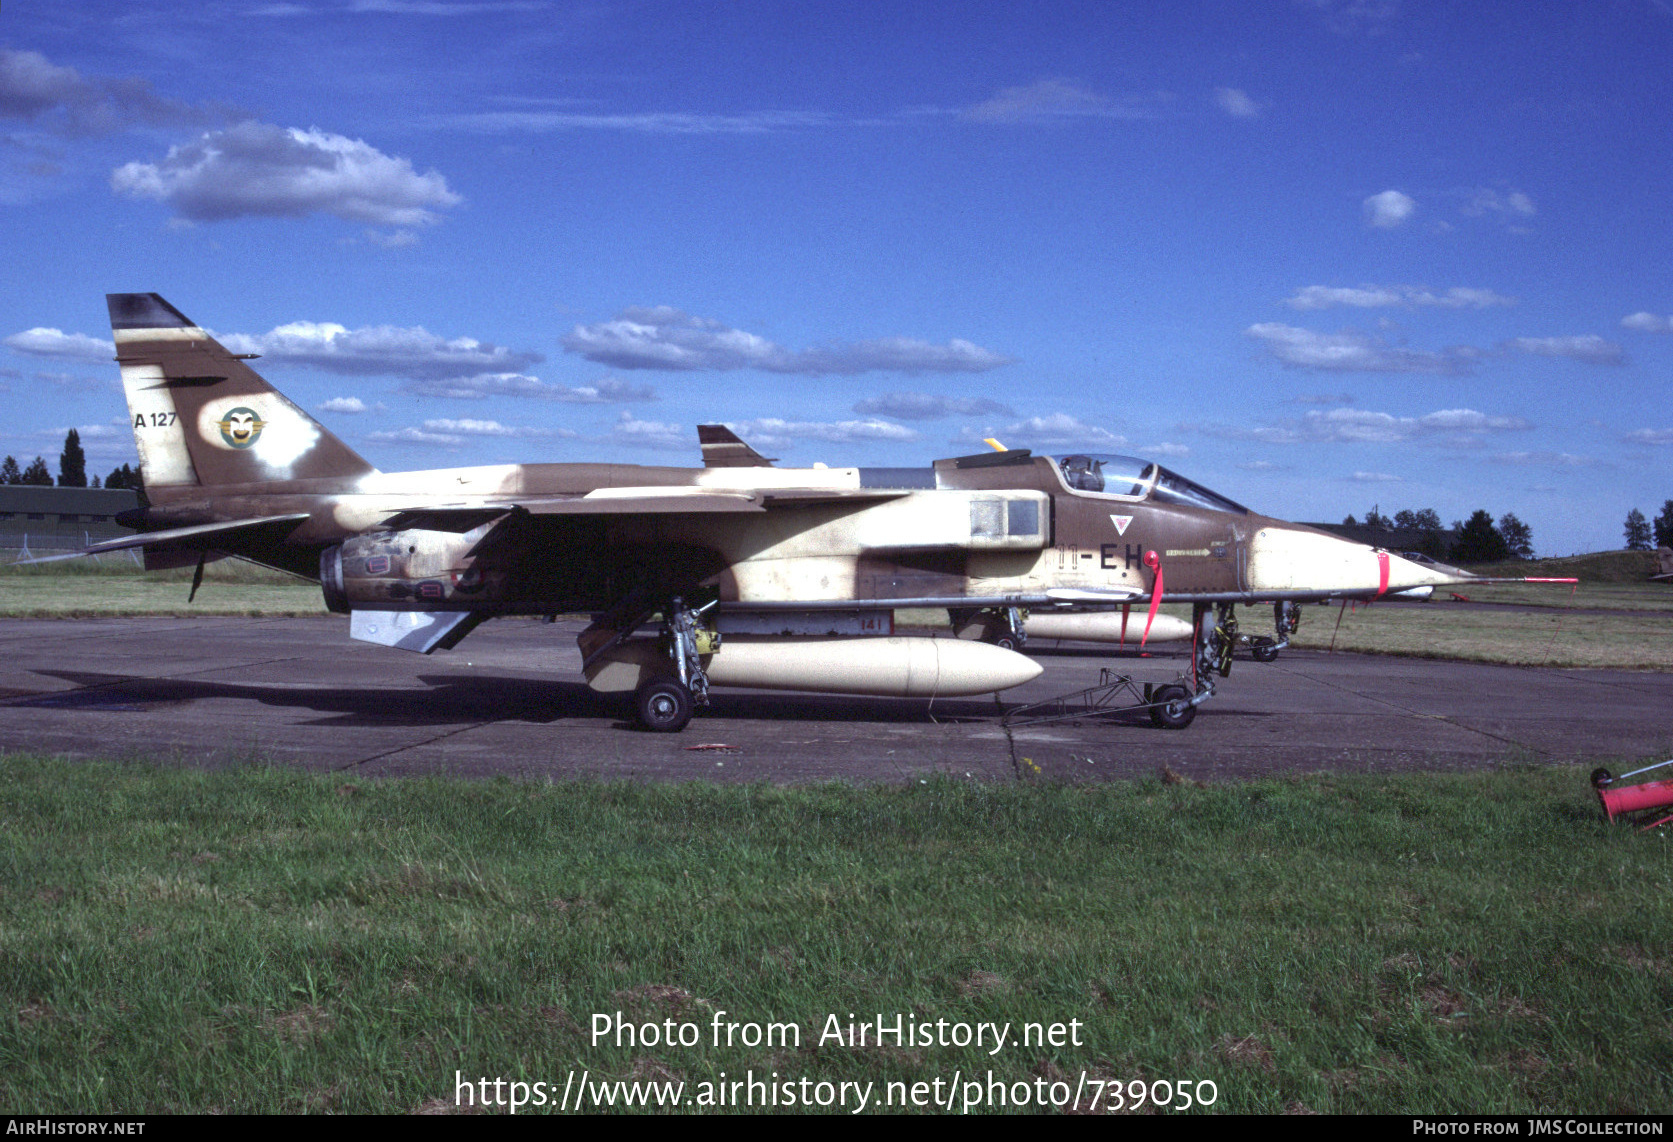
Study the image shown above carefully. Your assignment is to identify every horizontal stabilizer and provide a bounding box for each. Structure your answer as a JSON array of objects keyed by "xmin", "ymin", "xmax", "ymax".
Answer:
[
  {"xmin": 698, "ymin": 424, "xmax": 777, "ymax": 468},
  {"xmin": 62, "ymin": 514, "xmax": 312, "ymax": 557}
]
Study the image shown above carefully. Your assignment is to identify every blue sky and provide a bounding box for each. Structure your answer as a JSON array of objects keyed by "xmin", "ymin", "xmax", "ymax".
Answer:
[{"xmin": 3, "ymin": 0, "xmax": 1670, "ymax": 555}]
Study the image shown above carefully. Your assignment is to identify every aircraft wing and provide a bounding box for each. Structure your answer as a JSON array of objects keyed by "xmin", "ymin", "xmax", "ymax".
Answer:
[
  {"xmin": 383, "ymin": 487, "xmax": 911, "ymax": 531},
  {"xmin": 758, "ymin": 489, "xmax": 914, "ymax": 506}
]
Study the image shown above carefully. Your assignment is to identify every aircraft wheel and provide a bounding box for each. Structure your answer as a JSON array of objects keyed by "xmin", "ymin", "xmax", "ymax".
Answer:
[
  {"xmin": 1148, "ymin": 684, "xmax": 1196, "ymax": 730},
  {"xmin": 991, "ymin": 633, "xmax": 1019, "ymax": 651},
  {"xmin": 1251, "ymin": 643, "xmax": 1281, "ymax": 663},
  {"xmin": 635, "ymin": 679, "xmax": 693, "ymax": 733}
]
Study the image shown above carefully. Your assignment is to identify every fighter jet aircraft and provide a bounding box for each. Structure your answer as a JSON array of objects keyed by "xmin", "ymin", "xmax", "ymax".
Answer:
[{"xmin": 76, "ymin": 293, "xmax": 1544, "ymax": 731}]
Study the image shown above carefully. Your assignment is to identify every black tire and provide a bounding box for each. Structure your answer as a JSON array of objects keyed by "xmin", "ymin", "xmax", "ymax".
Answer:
[
  {"xmin": 1148, "ymin": 683, "xmax": 1196, "ymax": 730},
  {"xmin": 635, "ymin": 679, "xmax": 693, "ymax": 733},
  {"xmin": 992, "ymin": 633, "xmax": 1019, "ymax": 651},
  {"xmin": 1251, "ymin": 643, "xmax": 1280, "ymax": 663}
]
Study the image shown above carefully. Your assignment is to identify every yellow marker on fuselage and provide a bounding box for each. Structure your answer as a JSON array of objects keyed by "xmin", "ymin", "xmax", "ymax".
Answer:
[{"xmin": 983, "ymin": 437, "xmax": 1007, "ymax": 452}]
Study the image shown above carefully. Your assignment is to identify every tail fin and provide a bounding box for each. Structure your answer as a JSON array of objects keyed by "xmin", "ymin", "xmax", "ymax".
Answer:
[
  {"xmin": 697, "ymin": 423, "xmax": 777, "ymax": 468},
  {"xmin": 109, "ymin": 293, "xmax": 376, "ymax": 490}
]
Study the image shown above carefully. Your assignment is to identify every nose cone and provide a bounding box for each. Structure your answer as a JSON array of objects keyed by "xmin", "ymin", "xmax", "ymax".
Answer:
[{"xmin": 1246, "ymin": 526, "xmax": 1466, "ymax": 595}]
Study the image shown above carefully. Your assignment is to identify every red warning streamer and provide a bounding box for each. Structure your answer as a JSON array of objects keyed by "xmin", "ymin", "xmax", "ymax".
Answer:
[
  {"xmin": 1374, "ymin": 549, "xmax": 1390, "ymax": 600},
  {"xmin": 1140, "ymin": 549, "xmax": 1164, "ymax": 648}
]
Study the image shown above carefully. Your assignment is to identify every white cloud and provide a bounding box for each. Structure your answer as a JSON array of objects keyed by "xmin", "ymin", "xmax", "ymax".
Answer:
[
  {"xmin": 0, "ymin": 47, "xmax": 228, "ymax": 135},
  {"xmin": 1214, "ymin": 87, "xmax": 1261, "ymax": 118},
  {"xmin": 246, "ymin": 0, "xmax": 543, "ymax": 11},
  {"xmin": 1363, "ymin": 189, "xmax": 1416, "ymax": 228},
  {"xmin": 401, "ymin": 372, "xmax": 656, "ymax": 402},
  {"xmin": 724, "ymin": 418, "xmax": 919, "ymax": 449},
  {"xmin": 4, "ymin": 327, "xmax": 116, "ymax": 362},
  {"xmin": 220, "ymin": 321, "xmax": 541, "ymax": 380},
  {"xmin": 961, "ymin": 78, "xmax": 1167, "ymax": 124},
  {"xmin": 959, "ymin": 413, "xmax": 1126, "ymax": 451},
  {"xmin": 348, "ymin": 0, "xmax": 547, "ymax": 12},
  {"xmin": 0, "ymin": 48, "xmax": 94, "ymax": 123},
  {"xmin": 1489, "ymin": 451, "xmax": 1593, "ymax": 467},
  {"xmin": 1300, "ymin": 0, "xmax": 1401, "ymax": 35},
  {"xmin": 1283, "ymin": 284, "xmax": 1515, "ymax": 310},
  {"xmin": 420, "ymin": 418, "xmax": 570, "ymax": 438},
  {"xmin": 364, "ymin": 228, "xmax": 419, "ymax": 248},
  {"xmin": 1246, "ymin": 323, "xmax": 1471, "ymax": 374},
  {"xmin": 1463, "ymin": 188, "xmax": 1537, "ymax": 219},
  {"xmin": 850, "ymin": 392, "xmax": 1015, "ymax": 420},
  {"xmin": 1285, "ymin": 393, "xmax": 1355, "ymax": 406},
  {"xmin": 1621, "ymin": 312, "xmax": 1673, "ymax": 333},
  {"xmin": 1351, "ymin": 471, "xmax": 1401, "ymax": 482},
  {"xmin": 27, "ymin": 423, "xmax": 131, "ymax": 459},
  {"xmin": 365, "ymin": 426, "xmax": 464, "ymax": 447},
  {"xmin": 1197, "ymin": 406, "xmax": 1530, "ymax": 446},
  {"xmin": 1624, "ymin": 428, "xmax": 1673, "ymax": 446},
  {"xmin": 563, "ymin": 307, "xmax": 1013, "ymax": 375},
  {"xmin": 432, "ymin": 108, "xmax": 838, "ymax": 135},
  {"xmin": 1236, "ymin": 460, "xmax": 1283, "ymax": 471},
  {"xmin": 32, "ymin": 370, "xmax": 111, "ymax": 392},
  {"xmin": 1416, "ymin": 408, "xmax": 1529, "ymax": 432},
  {"xmin": 112, "ymin": 122, "xmax": 461, "ymax": 226},
  {"xmin": 608, "ymin": 411, "xmax": 692, "ymax": 451},
  {"xmin": 317, "ymin": 396, "xmax": 369, "ymax": 413},
  {"xmin": 1503, "ymin": 335, "xmax": 1624, "ymax": 365},
  {"xmin": 1143, "ymin": 442, "xmax": 1190, "ymax": 458}
]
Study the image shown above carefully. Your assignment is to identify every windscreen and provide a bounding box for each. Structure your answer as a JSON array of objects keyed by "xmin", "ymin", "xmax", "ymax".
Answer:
[{"xmin": 1054, "ymin": 454, "xmax": 1247, "ymax": 513}]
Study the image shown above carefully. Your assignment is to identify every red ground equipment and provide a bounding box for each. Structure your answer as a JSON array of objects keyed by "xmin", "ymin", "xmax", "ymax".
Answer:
[{"xmin": 1592, "ymin": 759, "xmax": 1673, "ymax": 830}]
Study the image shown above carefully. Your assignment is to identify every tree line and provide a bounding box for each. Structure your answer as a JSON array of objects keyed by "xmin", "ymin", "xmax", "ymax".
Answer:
[
  {"xmin": 1, "ymin": 430, "xmax": 145, "ymax": 495},
  {"xmin": 1342, "ymin": 504, "xmax": 1533, "ymax": 563},
  {"xmin": 1623, "ymin": 504, "xmax": 1673, "ymax": 550}
]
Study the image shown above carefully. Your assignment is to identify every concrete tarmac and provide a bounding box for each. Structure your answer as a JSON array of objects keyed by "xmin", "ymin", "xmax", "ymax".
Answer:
[{"xmin": 2, "ymin": 616, "xmax": 1669, "ymax": 784}]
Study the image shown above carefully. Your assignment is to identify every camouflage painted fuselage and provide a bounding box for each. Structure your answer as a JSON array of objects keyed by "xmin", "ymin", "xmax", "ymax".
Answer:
[{"xmin": 106, "ymin": 291, "xmax": 1473, "ymax": 617}]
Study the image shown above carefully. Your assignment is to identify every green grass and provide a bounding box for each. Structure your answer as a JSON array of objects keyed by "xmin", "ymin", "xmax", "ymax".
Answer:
[
  {"xmin": 3, "ymin": 755, "xmax": 1670, "ymax": 1114},
  {"xmin": 1467, "ymin": 550, "xmax": 1663, "ymax": 585},
  {"xmin": 1290, "ymin": 602, "xmax": 1673, "ymax": 670},
  {"xmin": 1, "ymin": 550, "xmax": 327, "ymax": 617},
  {"xmin": 1452, "ymin": 551, "xmax": 1673, "ymax": 612}
]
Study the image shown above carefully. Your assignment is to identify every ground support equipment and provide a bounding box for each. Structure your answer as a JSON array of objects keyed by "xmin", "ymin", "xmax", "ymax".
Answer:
[{"xmin": 1002, "ymin": 667, "xmax": 1212, "ymax": 731}]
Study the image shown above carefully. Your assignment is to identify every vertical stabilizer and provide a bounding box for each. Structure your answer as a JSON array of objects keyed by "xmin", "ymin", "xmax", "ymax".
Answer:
[
  {"xmin": 109, "ymin": 293, "xmax": 377, "ymax": 489},
  {"xmin": 697, "ymin": 423, "xmax": 777, "ymax": 468}
]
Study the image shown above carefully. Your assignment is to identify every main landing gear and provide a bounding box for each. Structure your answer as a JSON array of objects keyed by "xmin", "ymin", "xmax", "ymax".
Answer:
[
  {"xmin": 951, "ymin": 605, "xmax": 1027, "ymax": 650},
  {"xmin": 630, "ymin": 596, "xmax": 717, "ymax": 733}
]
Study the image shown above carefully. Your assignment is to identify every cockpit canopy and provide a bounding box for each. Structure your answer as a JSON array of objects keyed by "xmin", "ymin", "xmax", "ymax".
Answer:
[{"xmin": 1054, "ymin": 453, "xmax": 1248, "ymax": 514}]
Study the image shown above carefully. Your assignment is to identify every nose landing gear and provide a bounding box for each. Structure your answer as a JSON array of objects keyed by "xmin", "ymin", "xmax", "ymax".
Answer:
[{"xmin": 1232, "ymin": 601, "xmax": 1300, "ymax": 663}]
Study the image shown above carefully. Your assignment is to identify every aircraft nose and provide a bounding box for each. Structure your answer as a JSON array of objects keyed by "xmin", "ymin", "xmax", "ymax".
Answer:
[{"xmin": 1245, "ymin": 526, "xmax": 1462, "ymax": 595}]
